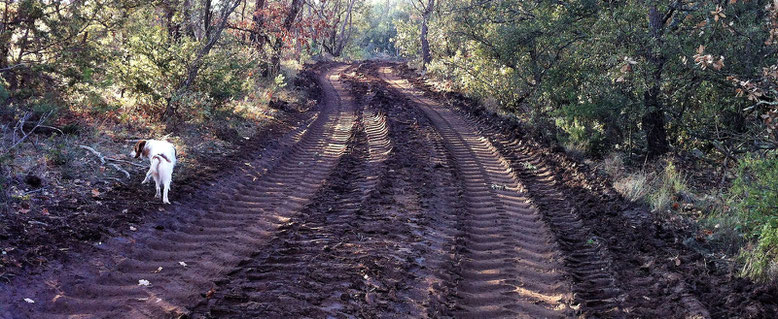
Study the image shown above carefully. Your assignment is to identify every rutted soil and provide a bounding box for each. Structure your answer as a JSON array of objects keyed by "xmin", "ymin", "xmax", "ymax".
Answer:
[
  {"xmin": 380, "ymin": 61, "xmax": 778, "ymax": 318},
  {"xmin": 1, "ymin": 62, "xmax": 776, "ymax": 319}
]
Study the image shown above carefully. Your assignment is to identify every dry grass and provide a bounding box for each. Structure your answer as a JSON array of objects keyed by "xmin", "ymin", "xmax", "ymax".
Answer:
[{"xmin": 601, "ymin": 153, "xmax": 688, "ymax": 212}]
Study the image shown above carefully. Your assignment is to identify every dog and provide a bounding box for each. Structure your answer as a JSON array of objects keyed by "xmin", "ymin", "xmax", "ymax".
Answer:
[{"xmin": 131, "ymin": 139, "xmax": 177, "ymax": 204}]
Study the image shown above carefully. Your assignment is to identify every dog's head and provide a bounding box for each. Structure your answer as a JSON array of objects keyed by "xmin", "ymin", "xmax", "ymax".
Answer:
[{"xmin": 131, "ymin": 140, "xmax": 147, "ymax": 159}]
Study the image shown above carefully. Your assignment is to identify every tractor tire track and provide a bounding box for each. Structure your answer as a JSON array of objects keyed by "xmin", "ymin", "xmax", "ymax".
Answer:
[
  {"xmin": 379, "ymin": 66, "xmax": 575, "ymax": 318},
  {"xmin": 0, "ymin": 64, "xmax": 356, "ymax": 319},
  {"xmin": 189, "ymin": 68, "xmax": 393, "ymax": 318},
  {"xmin": 384, "ymin": 61, "xmax": 713, "ymax": 318}
]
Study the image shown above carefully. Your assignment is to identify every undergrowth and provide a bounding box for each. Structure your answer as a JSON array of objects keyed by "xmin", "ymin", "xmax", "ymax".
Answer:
[{"xmin": 728, "ymin": 154, "xmax": 778, "ymax": 283}]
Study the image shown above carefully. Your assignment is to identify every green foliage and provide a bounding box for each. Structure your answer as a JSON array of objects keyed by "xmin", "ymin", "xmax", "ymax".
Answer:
[
  {"xmin": 358, "ymin": 2, "xmax": 407, "ymax": 56},
  {"xmin": 730, "ymin": 154, "xmax": 778, "ymax": 282},
  {"xmin": 0, "ymin": 82, "xmax": 9, "ymax": 103}
]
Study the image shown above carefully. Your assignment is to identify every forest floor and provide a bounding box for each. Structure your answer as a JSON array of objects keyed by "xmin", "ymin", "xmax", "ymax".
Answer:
[{"xmin": 0, "ymin": 62, "xmax": 776, "ymax": 318}]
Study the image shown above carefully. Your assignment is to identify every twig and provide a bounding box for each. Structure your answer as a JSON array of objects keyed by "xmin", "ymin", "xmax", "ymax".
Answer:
[
  {"xmin": 108, "ymin": 163, "xmax": 130, "ymax": 178},
  {"xmin": 105, "ymin": 157, "xmax": 146, "ymax": 168},
  {"xmin": 39, "ymin": 125, "xmax": 63, "ymax": 135},
  {"xmin": 78, "ymin": 145, "xmax": 106, "ymax": 164},
  {"xmin": 27, "ymin": 220, "xmax": 49, "ymax": 227},
  {"xmin": 103, "ymin": 176, "xmax": 127, "ymax": 185},
  {"xmin": 2, "ymin": 111, "xmax": 52, "ymax": 155},
  {"xmin": 21, "ymin": 188, "xmax": 45, "ymax": 196},
  {"xmin": 79, "ymin": 145, "xmax": 134, "ymax": 179}
]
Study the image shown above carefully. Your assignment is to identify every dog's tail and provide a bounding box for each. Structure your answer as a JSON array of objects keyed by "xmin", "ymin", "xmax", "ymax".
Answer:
[
  {"xmin": 154, "ymin": 153, "xmax": 172, "ymax": 163},
  {"xmin": 151, "ymin": 154, "xmax": 169, "ymax": 176}
]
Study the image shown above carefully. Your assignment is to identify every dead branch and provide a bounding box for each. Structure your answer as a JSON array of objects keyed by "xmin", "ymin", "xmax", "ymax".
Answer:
[
  {"xmin": 79, "ymin": 145, "xmax": 135, "ymax": 178},
  {"xmin": 105, "ymin": 157, "xmax": 146, "ymax": 168},
  {"xmin": 108, "ymin": 163, "xmax": 131, "ymax": 178},
  {"xmin": 78, "ymin": 145, "xmax": 106, "ymax": 164},
  {"xmin": 2, "ymin": 111, "xmax": 52, "ymax": 155}
]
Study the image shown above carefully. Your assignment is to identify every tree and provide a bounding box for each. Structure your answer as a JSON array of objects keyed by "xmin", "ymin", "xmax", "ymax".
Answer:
[
  {"xmin": 409, "ymin": 0, "xmax": 434, "ymax": 69},
  {"xmin": 164, "ymin": 0, "xmax": 243, "ymax": 119}
]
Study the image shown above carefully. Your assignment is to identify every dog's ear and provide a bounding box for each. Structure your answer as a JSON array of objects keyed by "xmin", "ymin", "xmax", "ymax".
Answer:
[{"xmin": 134, "ymin": 140, "xmax": 146, "ymax": 158}]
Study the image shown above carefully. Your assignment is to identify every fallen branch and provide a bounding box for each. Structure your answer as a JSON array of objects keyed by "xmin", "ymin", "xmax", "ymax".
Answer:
[
  {"xmin": 105, "ymin": 157, "xmax": 146, "ymax": 168},
  {"xmin": 79, "ymin": 145, "xmax": 135, "ymax": 179},
  {"xmin": 108, "ymin": 163, "xmax": 131, "ymax": 178},
  {"xmin": 78, "ymin": 145, "xmax": 106, "ymax": 164}
]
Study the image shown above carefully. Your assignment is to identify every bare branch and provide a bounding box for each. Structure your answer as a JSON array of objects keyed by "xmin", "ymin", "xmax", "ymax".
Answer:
[{"xmin": 2, "ymin": 112, "xmax": 52, "ymax": 155}]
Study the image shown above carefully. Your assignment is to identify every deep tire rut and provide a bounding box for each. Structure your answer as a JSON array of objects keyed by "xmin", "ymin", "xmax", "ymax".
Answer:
[{"xmin": 379, "ymin": 67, "xmax": 574, "ymax": 318}]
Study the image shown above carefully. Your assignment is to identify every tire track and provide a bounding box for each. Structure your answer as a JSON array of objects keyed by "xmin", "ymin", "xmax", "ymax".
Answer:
[
  {"xmin": 478, "ymin": 121, "xmax": 708, "ymax": 317},
  {"xmin": 378, "ymin": 66, "xmax": 574, "ymax": 318},
  {"xmin": 0, "ymin": 65, "xmax": 356, "ymax": 319},
  {"xmin": 385, "ymin": 62, "xmax": 711, "ymax": 318},
  {"xmin": 189, "ymin": 68, "xmax": 392, "ymax": 318}
]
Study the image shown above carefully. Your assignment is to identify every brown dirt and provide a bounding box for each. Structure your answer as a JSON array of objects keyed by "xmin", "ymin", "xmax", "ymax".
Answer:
[
  {"xmin": 0, "ymin": 68, "xmax": 320, "ymax": 284},
  {"xmin": 385, "ymin": 61, "xmax": 778, "ymax": 318},
  {"xmin": 1, "ymin": 61, "xmax": 775, "ymax": 319}
]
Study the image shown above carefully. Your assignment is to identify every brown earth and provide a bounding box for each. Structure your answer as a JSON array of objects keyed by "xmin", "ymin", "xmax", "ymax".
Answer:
[{"xmin": 0, "ymin": 62, "xmax": 775, "ymax": 319}]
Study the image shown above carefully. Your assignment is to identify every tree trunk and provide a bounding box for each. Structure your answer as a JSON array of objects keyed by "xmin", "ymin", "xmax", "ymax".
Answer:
[
  {"xmin": 251, "ymin": 0, "xmax": 266, "ymax": 48},
  {"xmin": 642, "ymin": 85, "xmax": 669, "ymax": 157},
  {"xmin": 162, "ymin": 0, "xmax": 180, "ymax": 40},
  {"xmin": 420, "ymin": 18, "xmax": 430, "ymax": 66},
  {"xmin": 203, "ymin": 0, "xmax": 212, "ymax": 39},
  {"xmin": 642, "ymin": 4, "xmax": 669, "ymax": 157},
  {"xmin": 270, "ymin": 0, "xmax": 304, "ymax": 75},
  {"xmin": 419, "ymin": 0, "xmax": 434, "ymax": 69}
]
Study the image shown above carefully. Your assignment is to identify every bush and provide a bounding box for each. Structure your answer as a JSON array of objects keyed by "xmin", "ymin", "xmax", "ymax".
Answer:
[
  {"xmin": 729, "ymin": 154, "xmax": 778, "ymax": 282},
  {"xmin": 0, "ymin": 82, "xmax": 9, "ymax": 103}
]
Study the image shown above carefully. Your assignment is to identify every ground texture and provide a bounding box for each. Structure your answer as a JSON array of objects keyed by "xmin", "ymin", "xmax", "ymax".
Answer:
[{"xmin": 0, "ymin": 62, "xmax": 776, "ymax": 319}]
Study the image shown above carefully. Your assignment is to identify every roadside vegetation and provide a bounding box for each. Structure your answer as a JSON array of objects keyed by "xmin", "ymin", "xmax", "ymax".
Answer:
[
  {"xmin": 390, "ymin": 0, "xmax": 778, "ymax": 283},
  {"xmin": 1, "ymin": 0, "xmax": 776, "ymax": 285}
]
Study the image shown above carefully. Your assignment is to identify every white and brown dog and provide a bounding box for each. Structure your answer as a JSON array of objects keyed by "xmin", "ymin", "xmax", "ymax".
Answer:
[{"xmin": 131, "ymin": 139, "xmax": 177, "ymax": 204}]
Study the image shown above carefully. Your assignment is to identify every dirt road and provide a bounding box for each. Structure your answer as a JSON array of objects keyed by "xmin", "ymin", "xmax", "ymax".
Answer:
[{"xmin": 1, "ymin": 63, "xmax": 775, "ymax": 318}]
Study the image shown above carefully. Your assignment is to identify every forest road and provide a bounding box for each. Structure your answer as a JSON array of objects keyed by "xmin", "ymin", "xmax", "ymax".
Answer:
[{"xmin": 0, "ymin": 63, "xmax": 717, "ymax": 318}]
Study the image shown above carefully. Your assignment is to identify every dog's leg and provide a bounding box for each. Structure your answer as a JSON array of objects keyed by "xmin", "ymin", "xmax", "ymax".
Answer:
[
  {"xmin": 142, "ymin": 169, "xmax": 152, "ymax": 184},
  {"xmin": 154, "ymin": 176, "xmax": 161, "ymax": 199},
  {"xmin": 162, "ymin": 181, "xmax": 170, "ymax": 204}
]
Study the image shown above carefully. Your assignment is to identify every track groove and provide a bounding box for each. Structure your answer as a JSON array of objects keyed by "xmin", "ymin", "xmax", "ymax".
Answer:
[
  {"xmin": 378, "ymin": 66, "xmax": 574, "ymax": 318},
  {"xmin": 190, "ymin": 67, "xmax": 390, "ymax": 318}
]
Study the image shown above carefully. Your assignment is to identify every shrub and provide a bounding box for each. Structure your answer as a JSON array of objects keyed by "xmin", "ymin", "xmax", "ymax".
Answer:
[
  {"xmin": 0, "ymin": 82, "xmax": 9, "ymax": 103},
  {"xmin": 729, "ymin": 154, "xmax": 778, "ymax": 282}
]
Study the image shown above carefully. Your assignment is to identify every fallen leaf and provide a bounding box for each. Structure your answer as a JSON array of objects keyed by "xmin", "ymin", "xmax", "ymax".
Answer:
[{"xmin": 91, "ymin": 189, "xmax": 100, "ymax": 197}]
